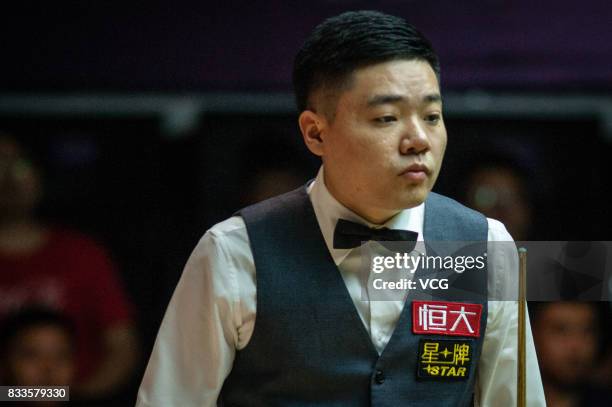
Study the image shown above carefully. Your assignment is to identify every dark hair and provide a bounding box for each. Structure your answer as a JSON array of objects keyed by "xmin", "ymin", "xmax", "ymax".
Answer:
[
  {"xmin": 293, "ymin": 10, "xmax": 440, "ymax": 114},
  {"xmin": 0, "ymin": 307, "xmax": 75, "ymax": 354}
]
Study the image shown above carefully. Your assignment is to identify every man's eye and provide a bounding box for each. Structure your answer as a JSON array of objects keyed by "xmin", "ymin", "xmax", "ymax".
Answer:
[
  {"xmin": 424, "ymin": 113, "xmax": 441, "ymax": 124},
  {"xmin": 374, "ymin": 116, "xmax": 397, "ymax": 123}
]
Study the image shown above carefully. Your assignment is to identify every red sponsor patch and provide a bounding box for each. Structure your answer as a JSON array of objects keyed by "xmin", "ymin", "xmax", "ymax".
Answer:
[{"xmin": 412, "ymin": 300, "xmax": 483, "ymax": 338}]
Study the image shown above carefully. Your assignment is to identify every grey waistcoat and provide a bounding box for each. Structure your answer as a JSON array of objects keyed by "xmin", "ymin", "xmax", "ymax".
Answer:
[{"xmin": 220, "ymin": 186, "xmax": 488, "ymax": 406}]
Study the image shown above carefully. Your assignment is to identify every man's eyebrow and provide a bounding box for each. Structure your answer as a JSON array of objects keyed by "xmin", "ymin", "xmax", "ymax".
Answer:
[
  {"xmin": 366, "ymin": 94, "xmax": 404, "ymax": 107},
  {"xmin": 366, "ymin": 93, "xmax": 443, "ymax": 107},
  {"xmin": 423, "ymin": 93, "xmax": 443, "ymax": 104}
]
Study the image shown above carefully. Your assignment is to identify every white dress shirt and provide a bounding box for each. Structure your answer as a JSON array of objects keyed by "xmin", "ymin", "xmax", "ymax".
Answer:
[{"xmin": 137, "ymin": 167, "xmax": 545, "ymax": 407}]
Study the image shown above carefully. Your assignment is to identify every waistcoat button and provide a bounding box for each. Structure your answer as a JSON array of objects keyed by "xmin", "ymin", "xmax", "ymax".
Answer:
[{"xmin": 374, "ymin": 370, "xmax": 385, "ymax": 384}]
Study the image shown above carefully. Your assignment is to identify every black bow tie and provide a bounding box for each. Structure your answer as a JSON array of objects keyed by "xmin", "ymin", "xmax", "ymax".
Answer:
[{"xmin": 333, "ymin": 218, "xmax": 418, "ymax": 250}]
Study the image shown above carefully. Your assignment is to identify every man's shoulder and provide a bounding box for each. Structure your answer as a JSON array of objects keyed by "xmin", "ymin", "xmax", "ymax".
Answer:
[
  {"xmin": 426, "ymin": 191, "xmax": 484, "ymax": 220},
  {"xmin": 426, "ymin": 192, "xmax": 514, "ymax": 241},
  {"xmin": 232, "ymin": 186, "xmax": 311, "ymax": 233},
  {"xmin": 424, "ymin": 192, "xmax": 490, "ymax": 241},
  {"xmin": 425, "ymin": 191, "xmax": 488, "ymax": 227},
  {"xmin": 208, "ymin": 216, "xmax": 248, "ymax": 239},
  {"xmin": 188, "ymin": 216, "xmax": 252, "ymax": 269},
  {"xmin": 202, "ymin": 187, "xmax": 308, "ymax": 253}
]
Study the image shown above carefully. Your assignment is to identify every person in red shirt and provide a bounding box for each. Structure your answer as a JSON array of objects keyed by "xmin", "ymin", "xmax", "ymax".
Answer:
[{"xmin": 0, "ymin": 134, "xmax": 139, "ymax": 400}]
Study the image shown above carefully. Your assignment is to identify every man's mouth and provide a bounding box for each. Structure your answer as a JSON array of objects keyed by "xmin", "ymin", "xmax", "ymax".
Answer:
[{"xmin": 399, "ymin": 164, "xmax": 430, "ymax": 182}]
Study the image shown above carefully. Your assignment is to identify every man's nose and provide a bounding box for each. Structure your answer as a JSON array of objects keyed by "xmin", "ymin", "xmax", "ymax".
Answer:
[{"xmin": 399, "ymin": 117, "xmax": 430, "ymax": 155}]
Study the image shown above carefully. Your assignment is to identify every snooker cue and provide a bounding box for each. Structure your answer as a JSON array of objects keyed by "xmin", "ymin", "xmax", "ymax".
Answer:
[{"xmin": 517, "ymin": 247, "xmax": 527, "ymax": 407}]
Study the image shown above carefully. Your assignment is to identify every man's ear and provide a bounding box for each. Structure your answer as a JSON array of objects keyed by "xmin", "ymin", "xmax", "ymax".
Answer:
[{"xmin": 298, "ymin": 110, "xmax": 326, "ymax": 157}]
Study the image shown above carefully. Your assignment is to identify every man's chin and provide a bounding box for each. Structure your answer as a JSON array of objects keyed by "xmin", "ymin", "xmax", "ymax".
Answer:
[{"xmin": 396, "ymin": 188, "xmax": 429, "ymax": 209}]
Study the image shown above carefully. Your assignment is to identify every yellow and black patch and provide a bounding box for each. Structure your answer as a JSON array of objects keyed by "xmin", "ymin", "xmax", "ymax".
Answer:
[{"xmin": 417, "ymin": 339, "xmax": 472, "ymax": 381}]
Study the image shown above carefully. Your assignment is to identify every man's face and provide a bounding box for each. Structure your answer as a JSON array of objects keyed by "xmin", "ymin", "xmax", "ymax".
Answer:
[
  {"xmin": 466, "ymin": 167, "xmax": 531, "ymax": 240},
  {"xmin": 6, "ymin": 325, "xmax": 75, "ymax": 387},
  {"xmin": 533, "ymin": 303, "xmax": 597, "ymax": 388},
  {"xmin": 315, "ymin": 60, "xmax": 447, "ymax": 223}
]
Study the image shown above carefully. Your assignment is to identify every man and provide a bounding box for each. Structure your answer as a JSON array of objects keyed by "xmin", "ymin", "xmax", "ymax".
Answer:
[
  {"xmin": 462, "ymin": 154, "xmax": 533, "ymax": 241},
  {"xmin": 531, "ymin": 302, "xmax": 610, "ymax": 407},
  {"xmin": 137, "ymin": 11, "xmax": 545, "ymax": 406},
  {"xmin": 0, "ymin": 307, "xmax": 75, "ymax": 406},
  {"xmin": 0, "ymin": 135, "xmax": 140, "ymax": 400}
]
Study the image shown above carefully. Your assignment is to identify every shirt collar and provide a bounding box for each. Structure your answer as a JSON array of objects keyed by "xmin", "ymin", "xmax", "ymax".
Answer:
[{"xmin": 307, "ymin": 166, "xmax": 424, "ymax": 266}]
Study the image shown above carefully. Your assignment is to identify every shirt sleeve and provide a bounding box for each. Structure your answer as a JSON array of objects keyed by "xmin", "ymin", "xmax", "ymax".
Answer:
[
  {"xmin": 136, "ymin": 226, "xmax": 242, "ymax": 407},
  {"xmin": 476, "ymin": 219, "xmax": 546, "ymax": 407}
]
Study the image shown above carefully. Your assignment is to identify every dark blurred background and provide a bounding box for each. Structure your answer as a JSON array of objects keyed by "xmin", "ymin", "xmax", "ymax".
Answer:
[{"xmin": 1, "ymin": 0, "xmax": 611, "ymax": 405}]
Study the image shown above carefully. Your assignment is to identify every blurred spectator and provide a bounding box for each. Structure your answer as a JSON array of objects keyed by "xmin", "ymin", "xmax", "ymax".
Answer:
[
  {"xmin": 530, "ymin": 302, "xmax": 611, "ymax": 407},
  {"xmin": 245, "ymin": 168, "xmax": 306, "ymax": 204},
  {"xmin": 239, "ymin": 133, "xmax": 312, "ymax": 205},
  {"xmin": 0, "ymin": 307, "xmax": 74, "ymax": 406},
  {"xmin": 0, "ymin": 134, "xmax": 139, "ymax": 401},
  {"xmin": 461, "ymin": 154, "xmax": 533, "ymax": 241}
]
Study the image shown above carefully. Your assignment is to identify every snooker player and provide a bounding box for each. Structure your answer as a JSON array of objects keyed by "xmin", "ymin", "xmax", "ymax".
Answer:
[{"xmin": 137, "ymin": 10, "xmax": 545, "ymax": 406}]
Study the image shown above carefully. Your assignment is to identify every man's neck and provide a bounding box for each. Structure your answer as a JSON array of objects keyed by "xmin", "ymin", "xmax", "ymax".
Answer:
[
  {"xmin": 322, "ymin": 173, "xmax": 400, "ymax": 226},
  {"xmin": 340, "ymin": 201, "xmax": 399, "ymax": 226}
]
